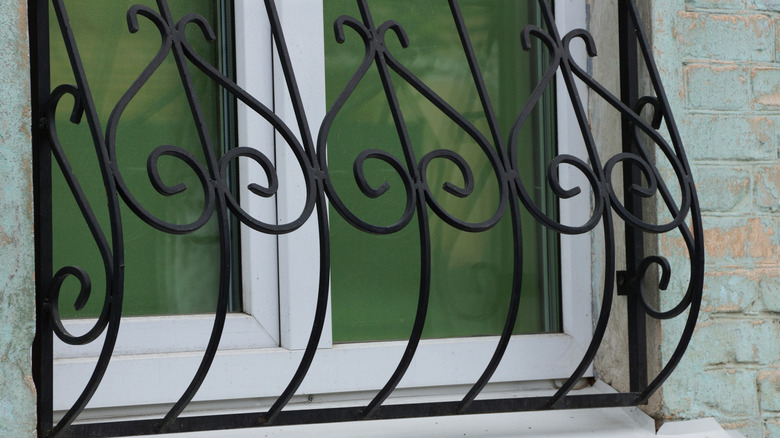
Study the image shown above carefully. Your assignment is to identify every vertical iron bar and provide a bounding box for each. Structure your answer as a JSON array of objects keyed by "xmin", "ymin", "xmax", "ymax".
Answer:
[
  {"xmin": 156, "ymin": 0, "xmax": 232, "ymax": 430},
  {"xmin": 626, "ymin": 0, "xmax": 704, "ymax": 403},
  {"xmin": 446, "ymin": 0, "xmax": 504, "ymax": 153},
  {"xmin": 30, "ymin": 0, "xmax": 54, "ymax": 435},
  {"xmin": 538, "ymin": 1, "xmax": 561, "ymax": 333},
  {"xmin": 218, "ymin": 0, "xmax": 242, "ymax": 313},
  {"xmin": 446, "ymin": 0, "xmax": 522, "ymax": 412},
  {"xmin": 539, "ymin": 0, "xmax": 617, "ymax": 407},
  {"xmin": 618, "ymin": 0, "xmax": 648, "ymax": 392},
  {"xmin": 356, "ymin": 0, "xmax": 432, "ymax": 418},
  {"xmin": 48, "ymin": 0, "xmax": 128, "ymax": 432},
  {"xmin": 261, "ymin": 0, "xmax": 327, "ymax": 424}
]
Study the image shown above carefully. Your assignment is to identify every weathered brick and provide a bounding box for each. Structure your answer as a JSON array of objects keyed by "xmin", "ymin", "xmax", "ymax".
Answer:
[
  {"xmin": 686, "ymin": 0, "xmax": 746, "ymax": 10},
  {"xmin": 776, "ymin": 17, "xmax": 780, "ymax": 62},
  {"xmin": 746, "ymin": 0, "xmax": 780, "ymax": 11},
  {"xmin": 654, "ymin": 0, "xmax": 780, "ymax": 433},
  {"xmin": 697, "ymin": 216, "xmax": 777, "ymax": 268},
  {"xmin": 675, "ymin": 12, "xmax": 774, "ymax": 62},
  {"xmin": 759, "ymin": 269, "xmax": 780, "ymax": 311},
  {"xmin": 701, "ymin": 272, "xmax": 758, "ymax": 313},
  {"xmin": 764, "ymin": 418, "xmax": 780, "ymax": 437},
  {"xmin": 751, "ymin": 67, "xmax": 780, "ymax": 110},
  {"xmin": 758, "ymin": 371, "xmax": 780, "ymax": 411},
  {"xmin": 664, "ymin": 368, "xmax": 759, "ymax": 419},
  {"xmin": 685, "ymin": 63, "xmax": 751, "ymax": 110},
  {"xmin": 680, "ymin": 115, "xmax": 776, "ymax": 161},
  {"xmin": 696, "ymin": 165, "xmax": 750, "ymax": 212},
  {"xmin": 697, "ymin": 370, "xmax": 759, "ymax": 418},
  {"xmin": 689, "ymin": 319, "xmax": 780, "ymax": 365},
  {"xmin": 754, "ymin": 165, "xmax": 780, "ymax": 211}
]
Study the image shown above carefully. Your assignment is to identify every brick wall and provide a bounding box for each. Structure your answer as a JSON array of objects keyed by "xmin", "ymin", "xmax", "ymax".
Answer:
[{"xmin": 653, "ymin": 1, "xmax": 780, "ymax": 436}]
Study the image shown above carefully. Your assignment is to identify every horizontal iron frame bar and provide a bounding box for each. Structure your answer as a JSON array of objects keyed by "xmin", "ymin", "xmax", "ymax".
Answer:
[{"xmin": 60, "ymin": 393, "xmax": 640, "ymax": 438}]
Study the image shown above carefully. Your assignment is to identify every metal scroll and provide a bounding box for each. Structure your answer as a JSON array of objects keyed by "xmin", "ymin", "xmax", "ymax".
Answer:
[{"xmin": 31, "ymin": 0, "xmax": 704, "ymax": 436}]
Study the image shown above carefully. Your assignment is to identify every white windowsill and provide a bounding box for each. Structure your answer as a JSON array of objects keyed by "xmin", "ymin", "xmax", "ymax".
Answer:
[
  {"xmin": 149, "ymin": 409, "xmax": 741, "ymax": 438},
  {"xmin": 167, "ymin": 408, "xmax": 653, "ymax": 437},
  {"xmin": 112, "ymin": 381, "xmax": 742, "ymax": 438},
  {"xmin": 158, "ymin": 407, "xmax": 654, "ymax": 438},
  {"xmin": 135, "ymin": 409, "xmax": 740, "ymax": 438}
]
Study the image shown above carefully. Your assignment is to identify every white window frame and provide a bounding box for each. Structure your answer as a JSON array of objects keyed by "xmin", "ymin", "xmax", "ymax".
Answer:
[{"xmin": 53, "ymin": 0, "xmax": 592, "ymax": 419}]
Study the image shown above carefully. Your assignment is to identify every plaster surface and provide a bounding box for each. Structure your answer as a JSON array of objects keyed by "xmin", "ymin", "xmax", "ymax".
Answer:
[{"xmin": 0, "ymin": 0, "xmax": 36, "ymax": 436}]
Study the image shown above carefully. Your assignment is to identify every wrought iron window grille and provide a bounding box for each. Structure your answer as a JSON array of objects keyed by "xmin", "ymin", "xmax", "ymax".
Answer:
[{"xmin": 30, "ymin": 0, "xmax": 705, "ymax": 436}]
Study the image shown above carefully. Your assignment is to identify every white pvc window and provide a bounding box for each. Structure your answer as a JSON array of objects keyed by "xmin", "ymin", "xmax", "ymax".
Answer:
[{"xmin": 53, "ymin": 0, "xmax": 591, "ymax": 420}]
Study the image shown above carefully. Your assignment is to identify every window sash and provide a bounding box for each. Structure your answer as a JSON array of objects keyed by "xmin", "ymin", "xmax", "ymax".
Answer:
[{"xmin": 52, "ymin": 0, "xmax": 593, "ymax": 420}]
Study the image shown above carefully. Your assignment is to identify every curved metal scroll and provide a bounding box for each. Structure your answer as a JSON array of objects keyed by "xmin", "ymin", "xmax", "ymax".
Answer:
[{"xmin": 35, "ymin": 0, "xmax": 703, "ymax": 436}]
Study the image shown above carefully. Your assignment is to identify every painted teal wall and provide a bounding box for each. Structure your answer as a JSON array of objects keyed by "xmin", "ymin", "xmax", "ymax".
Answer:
[
  {"xmin": 652, "ymin": 1, "xmax": 780, "ymax": 436},
  {"xmin": 0, "ymin": 0, "xmax": 36, "ymax": 437}
]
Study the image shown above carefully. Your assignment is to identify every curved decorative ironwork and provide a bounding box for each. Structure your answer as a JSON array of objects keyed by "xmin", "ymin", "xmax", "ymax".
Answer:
[{"xmin": 31, "ymin": 0, "xmax": 704, "ymax": 436}]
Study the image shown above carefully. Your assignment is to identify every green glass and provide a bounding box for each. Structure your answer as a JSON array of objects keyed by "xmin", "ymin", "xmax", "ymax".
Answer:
[
  {"xmin": 51, "ymin": 1, "xmax": 237, "ymax": 318},
  {"xmin": 325, "ymin": 0, "xmax": 560, "ymax": 342}
]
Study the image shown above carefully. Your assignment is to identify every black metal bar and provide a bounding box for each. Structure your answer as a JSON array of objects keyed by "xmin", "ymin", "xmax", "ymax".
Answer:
[
  {"xmin": 356, "ymin": 0, "xmax": 431, "ymax": 417},
  {"xmin": 262, "ymin": 0, "xmax": 317, "ymax": 164},
  {"xmin": 625, "ymin": 0, "xmax": 705, "ymax": 402},
  {"xmin": 447, "ymin": 0, "xmax": 504, "ymax": 155},
  {"xmin": 265, "ymin": 191, "xmax": 331, "ymax": 424},
  {"xmin": 445, "ymin": 0, "xmax": 522, "ymax": 411},
  {"xmin": 47, "ymin": 0, "xmax": 128, "ymax": 434},
  {"xmin": 34, "ymin": 0, "xmax": 704, "ymax": 435},
  {"xmin": 155, "ymin": 0, "xmax": 232, "ymax": 429},
  {"xmin": 537, "ymin": 0, "xmax": 617, "ymax": 408},
  {"xmin": 59, "ymin": 393, "xmax": 641, "ymax": 438},
  {"xmin": 262, "ymin": 0, "xmax": 328, "ymax": 423},
  {"xmin": 30, "ymin": 0, "xmax": 54, "ymax": 435},
  {"xmin": 618, "ymin": 0, "xmax": 648, "ymax": 393},
  {"xmin": 459, "ymin": 183, "xmax": 524, "ymax": 414}
]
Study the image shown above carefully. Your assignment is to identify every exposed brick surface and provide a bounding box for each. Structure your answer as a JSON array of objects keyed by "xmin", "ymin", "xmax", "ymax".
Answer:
[
  {"xmin": 702, "ymin": 216, "xmax": 777, "ymax": 267},
  {"xmin": 685, "ymin": 0, "xmax": 747, "ymax": 11},
  {"xmin": 702, "ymin": 272, "xmax": 759, "ymax": 313},
  {"xmin": 764, "ymin": 418, "xmax": 780, "ymax": 437},
  {"xmin": 675, "ymin": 12, "xmax": 774, "ymax": 62},
  {"xmin": 688, "ymin": 319, "xmax": 780, "ymax": 365},
  {"xmin": 652, "ymin": 0, "xmax": 780, "ymax": 436},
  {"xmin": 758, "ymin": 371, "xmax": 780, "ymax": 411},
  {"xmin": 751, "ymin": 67, "xmax": 780, "ymax": 109},
  {"xmin": 755, "ymin": 165, "xmax": 780, "ymax": 210},
  {"xmin": 746, "ymin": 0, "xmax": 780, "ymax": 11},
  {"xmin": 759, "ymin": 270, "xmax": 780, "ymax": 311},
  {"xmin": 664, "ymin": 367, "xmax": 760, "ymax": 418},
  {"xmin": 696, "ymin": 165, "xmax": 751, "ymax": 212},
  {"xmin": 776, "ymin": 16, "xmax": 780, "ymax": 59},
  {"xmin": 685, "ymin": 63, "xmax": 751, "ymax": 110},
  {"xmin": 681, "ymin": 115, "xmax": 776, "ymax": 161}
]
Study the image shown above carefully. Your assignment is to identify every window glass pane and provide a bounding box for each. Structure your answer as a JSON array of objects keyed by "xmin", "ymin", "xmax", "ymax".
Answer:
[
  {"xmin": 325, "ymin": 0, "xmax": 560, "ymax": 342},
  {"xmin": 50, "ymin": 1, "xmax": 239, "ymax": 317}
]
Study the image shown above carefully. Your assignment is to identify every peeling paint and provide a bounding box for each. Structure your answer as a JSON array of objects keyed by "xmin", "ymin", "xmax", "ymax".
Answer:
[
  {"xmin": 656, "ymin": 0, "xmax": 780, "ymax": 434},
  {"xmin": 705, "ymin": 218, "xmax": 775, "ymax": 261},
  {"xmin": 755, "ymin": 92, "xmax": 780, "ymax": 107}
]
